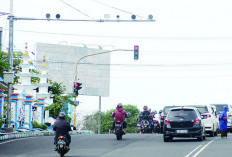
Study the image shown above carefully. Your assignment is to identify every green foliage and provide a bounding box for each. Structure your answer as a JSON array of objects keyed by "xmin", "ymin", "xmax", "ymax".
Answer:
[
  {"xmin": 31, "ymin": 69, "xmax": 40, "ymax": 83},
  {"xmin": 0, "ymin": 117, "xmax": 4, "ymax": 128},
  {"xmin": 82, "ymin": 104, "xmax": 140, "ymax": 134},
  {"xmin": 48, "ymin": 80, "xmax": 66, "ymax": 95},
  {"xmin": 0, "ymin": 51, "xmax": 23, "ymax": 82},
  {"xmin": 45, "ymin": 81, "xmax": 76, "ymax": 120},
  {"xmin": 101, "ymin": 109, "xmax": 115, "ymax": 133},
  {"xmin": 0, "ymin": 51, "xmax": 10, "ymax": 77},
  {"xmin": 32, "ymin": 121, "xmax": 48, "ymax": 130},
  {"xmin": 82, "ymin": 112, "xmax": 104, "ymax": 133},
  {"xmin": 66, "ymin": 116, "xmax": 72, "ymax": 124},
  {"xmin": 123, "ymin": 105, "xmax": 140, "ymax": 133}
]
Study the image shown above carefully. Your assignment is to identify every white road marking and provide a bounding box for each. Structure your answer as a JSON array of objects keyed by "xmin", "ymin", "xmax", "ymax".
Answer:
[
  {"xmin": 185, "ymin": 145, "xmax": 202, "ymax": 157},
  {"xmin": 0, "ymin": 137, "xmax": 36, "ymax": 145},
  {"xmin": 192, "ymin": 138, "xmax": 217, "ymax": 157}
]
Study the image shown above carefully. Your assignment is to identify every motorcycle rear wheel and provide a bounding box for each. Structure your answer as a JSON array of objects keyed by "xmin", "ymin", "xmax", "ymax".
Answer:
[{"xmin": 116, "ymin": 134, "xmax": 122, "ymax": 140}]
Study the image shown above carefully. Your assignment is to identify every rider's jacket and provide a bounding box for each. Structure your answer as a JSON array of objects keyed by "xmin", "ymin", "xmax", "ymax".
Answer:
[
  {"xmin": 53, "ymin": 118, "xmax": 71, "ymax": 136},
  {"xmin": 112, "ymin": 108, "xmax": 128, "ymax": 122}
]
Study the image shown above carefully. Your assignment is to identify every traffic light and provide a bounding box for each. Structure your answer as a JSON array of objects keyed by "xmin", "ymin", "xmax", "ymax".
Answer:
[
  {"xmin": 73, "ymin": 82, "xmax": 82, "ymax": 96},
  {"xmin": 134, "ymin": 45, "xmax": 139, "ymax": 60}
]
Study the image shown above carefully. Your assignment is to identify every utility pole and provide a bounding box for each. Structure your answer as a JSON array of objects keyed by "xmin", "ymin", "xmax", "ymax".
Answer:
[
  {"xmin": 6, "ymin": 0, "xmax": 14, "ymax": 131},
  {"xmin": 98, "ymin": 96, "xmax": 101, "ymax": 134},
  {"xmin": 0, "ymin": 27, "xmax": 2, "ymax": 51}
]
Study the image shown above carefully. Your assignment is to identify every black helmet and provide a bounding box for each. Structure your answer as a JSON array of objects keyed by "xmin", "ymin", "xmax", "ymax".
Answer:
[{"xmin": 58, "ymin": 112, "xmax": 66, "ymax": 119}]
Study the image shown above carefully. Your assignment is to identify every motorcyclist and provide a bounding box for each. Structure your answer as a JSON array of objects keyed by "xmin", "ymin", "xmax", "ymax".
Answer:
[
  {"xmin": 139, "ymin": 105, "xmax": 153, "ymax": 133},
  {"xmin": 112, "ymin": 103, "xmax": 128, "ymax": 134},
  {"xmin": 53, "ymin": 112, "xmax": 72, "ymax": 150}
]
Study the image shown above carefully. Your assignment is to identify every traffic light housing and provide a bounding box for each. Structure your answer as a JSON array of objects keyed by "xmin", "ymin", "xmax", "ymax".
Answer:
[
  {"xmin": 134, "ymin": 45, "xmax": 139, "ymax": 60},
  {"xmin": 74, "ymin": 82, "xmax": 82, "ymax": 96}
]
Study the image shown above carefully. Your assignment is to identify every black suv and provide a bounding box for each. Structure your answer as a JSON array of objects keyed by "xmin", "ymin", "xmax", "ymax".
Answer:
[
  {"xmin": 160, "ymin": 105, "xmax": 181, "ymax": 133},
  {"xmin": 163, "ymin": 107, "xmax": 206, "ymax": 142}
]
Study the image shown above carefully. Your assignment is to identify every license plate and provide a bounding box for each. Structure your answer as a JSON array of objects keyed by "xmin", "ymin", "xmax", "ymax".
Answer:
[
  {"xmin": 176, "ymin": 130, "xmax": 188, "ymax": 133},
  {"xmin": 154, "ymin": 124, "xmax": 157, "ymax": 126}
]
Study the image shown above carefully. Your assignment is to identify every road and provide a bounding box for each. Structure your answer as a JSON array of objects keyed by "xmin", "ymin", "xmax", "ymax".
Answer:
[{"xmin": 0, "ymin": 133, "xmax": 231, "ymax": 157}]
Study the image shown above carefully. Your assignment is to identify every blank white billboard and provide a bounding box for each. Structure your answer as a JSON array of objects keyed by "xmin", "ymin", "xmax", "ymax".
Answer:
[{"xmin": 36, "ymin": 43, "xmax": 110, "ymax": 97}]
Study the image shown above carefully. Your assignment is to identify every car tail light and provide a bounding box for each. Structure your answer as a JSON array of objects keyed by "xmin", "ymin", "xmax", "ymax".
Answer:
[
  {"xmin": 194, "ymin": 118, "xmax": 200, "ymax": 124},
  {"xmin": 206, "ymin": 114, "xmax": 211, "ymax": 118},
  {"xmin": 202, "ymin": 114, "xmax": 211, "ymax": 118},
  {"xmin": 228, "ymin": 115, "xmax": 232, "ymax": 117},
  {"xmin": 164, "ymin": 119, "xmax": 170, "ymax": 125},
  {"xmin": 161, "ymin": 116, "xmax": 164, "ymax": 120},
  {"xmin": 154, "ymin": 120, "xmax": 158, "ymax": 123}
]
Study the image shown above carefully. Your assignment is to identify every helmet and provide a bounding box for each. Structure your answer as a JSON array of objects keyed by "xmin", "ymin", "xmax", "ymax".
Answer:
[
  {"xmin": 152, "ymin": 110, "xmax": 157, "ymax": 114},
  {"xmin": 117, "ymin": 103, "xmax": 123, "ymax": 108},
  {"xmin": 143, "ymin": 105, "xmax": 148, "ymax": 110},
  {"xmin": 58, "ymin": 112, "xmax": 66, "ymax": 119}
]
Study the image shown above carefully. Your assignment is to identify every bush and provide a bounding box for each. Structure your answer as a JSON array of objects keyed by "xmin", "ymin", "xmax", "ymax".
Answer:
[
  {"xmin": 32, "ymin": 121, "xmax": 48, "ymax": 130},
  {"xmin": 0, "ymin": 117, "xmax": 4, "ymax": 128}
]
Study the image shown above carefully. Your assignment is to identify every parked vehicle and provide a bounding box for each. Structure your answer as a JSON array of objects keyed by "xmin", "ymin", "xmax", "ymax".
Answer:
[
  {"xmin": 160, "ymin": 105, "xmax": 181, "ymax": 133},
  {"xmin": 56, "ymin": 135, "xmax": 70, "ymax": 157},
  {"xmin": 210, "ymin": 104, "xmax": 232, "ymax": 133},
  {"xmin": 163, "ymin": 107, "xmax": 206, "ymax": 142},
  {"xmin": 186, "ymin": 104, "xmax": 219, "ymax": 137},
  {"xmin": 114, "ymin": 121, "xmax": 125, "ymax": 140}
]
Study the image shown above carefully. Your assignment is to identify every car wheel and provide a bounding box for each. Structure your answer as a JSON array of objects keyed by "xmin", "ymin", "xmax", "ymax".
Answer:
[
  {"xmin": 163, "ymin": 134, "xmax": 170, "ymax": 142},
  {"xmin": 210, "ymin": 126, "xmax": 214, "ymax": 137},
  {"xmin": 230, "ymin": 129, "xmax": 232, "ymax": 133},
  {"xmin": 203, "ymin": 130, "xmax": 206, "ymax": 140},
  {"xmin": 197, "ymin": 131, "xmax": 204, "ymax": 141}
]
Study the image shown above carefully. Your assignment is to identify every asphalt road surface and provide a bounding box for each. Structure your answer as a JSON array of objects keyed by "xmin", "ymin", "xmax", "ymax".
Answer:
[{"xmin": 0, "ymin": 133, "xmax": 231, "ymax": 157}]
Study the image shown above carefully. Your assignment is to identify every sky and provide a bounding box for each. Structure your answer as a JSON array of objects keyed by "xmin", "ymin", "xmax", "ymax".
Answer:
[{"xmin": 1, "ymin": 0, "xmax": 232, "ymax": 116}]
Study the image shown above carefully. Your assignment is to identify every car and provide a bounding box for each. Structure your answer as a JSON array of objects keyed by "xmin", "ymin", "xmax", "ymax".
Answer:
[
  {"xmin": 163, "ymin": 106, "xmax": 206, "ymax": 142},
  {"xmin": 210, "ymin": 104, "xmax": 232, "ymax": 133},
  {"xmin": 160, "ymin": 105, "xmax": 181, "ymax": 133},
  {"xmin": 185, "ymin": 104, "xmax": 219, "ymax": 137}
]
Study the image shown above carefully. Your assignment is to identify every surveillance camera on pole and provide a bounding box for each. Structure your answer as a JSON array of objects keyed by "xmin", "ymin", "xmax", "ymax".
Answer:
[
  {"xmin": 46, "ymin": 13, "xmax": 50, "ymax": 20},
  {"xmin": 56, "ymin": 14, "xmax": 61, "ymax": 20}
]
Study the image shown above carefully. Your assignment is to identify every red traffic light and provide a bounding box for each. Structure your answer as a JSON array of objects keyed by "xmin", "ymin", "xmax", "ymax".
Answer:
[
  {"xmin": 134, "ymin": 45, "xmax": 139, "ymax": 50},
  {"xmin": 74, "ymin": 82, "xmax": 79, "ymax": 87}
]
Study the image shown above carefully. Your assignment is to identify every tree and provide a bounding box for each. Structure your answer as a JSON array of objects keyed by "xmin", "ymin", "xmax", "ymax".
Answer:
[
  {"xmin": 82, "ymin": 104, "xmax": 140, "ymax": 134},
  {"xmin": 0, "ymin": 51, "xmax": 10, "ymax": 77},
  {"xmin": 82, "ymin": 112, "xmax": 103, "ymax": 133},
  {"xmin": 45, "ymin": 81, "xmax": 77, "ymax": 121},
  {"xmin": 0, "ymin": 51, "xmax": 23, "ymax": 81}
]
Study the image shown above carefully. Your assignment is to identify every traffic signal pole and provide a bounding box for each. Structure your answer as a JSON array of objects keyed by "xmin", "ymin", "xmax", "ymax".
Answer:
[{"xmin": 5, "ymin": 0, "xmax": 14, "ymax": 131}]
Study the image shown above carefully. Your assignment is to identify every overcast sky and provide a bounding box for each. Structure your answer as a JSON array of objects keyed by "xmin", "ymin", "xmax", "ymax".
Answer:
[{"xmin": 1, "ymin": 0, "xmax": 232, "ymax": 114}]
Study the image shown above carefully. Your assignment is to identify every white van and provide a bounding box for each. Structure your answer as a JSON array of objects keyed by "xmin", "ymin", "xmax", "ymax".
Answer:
[{"xmin": 210, "ymin": 104, "xmax": 232, "ymax": 133}]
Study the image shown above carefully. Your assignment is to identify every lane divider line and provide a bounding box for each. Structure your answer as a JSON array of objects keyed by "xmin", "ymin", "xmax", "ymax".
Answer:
[
  {"xmin": 185, "ymin": 145, "xmax": 202, "ymax": 157},
  {"xmin": 192, "ymin": 138, "xmax": 217, "ymax": 157},
  {"xmin": 0, "ymin": 137, "xmax": 36, "ymax": 145}
]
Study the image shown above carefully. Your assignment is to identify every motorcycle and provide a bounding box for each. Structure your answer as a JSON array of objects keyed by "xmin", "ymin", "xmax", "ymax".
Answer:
[
  {"xmin": 137, "ymin": 122, "xmax": 141, "ymax": 133},
  {"xmin": 114, "ymin": 121, "xmax": 125, "ymax": 140},
  {"xmin": 153, "ymin": 120, "xmax": 161, "ymax": 133},
  {"xmin": 56, "ymin": 136, "xmax": 70, "ymax": 157},
  {"xmin": 141, "ymin": 119, "xmax": 152, "ymax": 133}
]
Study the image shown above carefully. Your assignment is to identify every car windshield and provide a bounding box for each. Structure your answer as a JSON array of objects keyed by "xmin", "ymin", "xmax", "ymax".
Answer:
[
  {"xmin": 212, "ymin": 104, "xmax": 229, "ymax": 113},
  {"xmin": 163, "ymin": 106, "xmax": 180, "ymax": 115},
  {"xmin": 189, "ymin": 106, "xmax": 208, "ymax": 114},
  {"xmin": 167, "ymin": 109, "xmax": 197, "ymax": 120}
]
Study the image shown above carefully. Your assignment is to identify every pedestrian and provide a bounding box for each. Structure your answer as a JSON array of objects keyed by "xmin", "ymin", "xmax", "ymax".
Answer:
[{"xmin": 219, "ymin": 106, "xmax": 228, "ymax": 138}]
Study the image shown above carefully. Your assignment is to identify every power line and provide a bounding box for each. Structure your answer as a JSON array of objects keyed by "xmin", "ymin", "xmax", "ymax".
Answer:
[
  {"xmin": 59, "ymin": 0, "xmax": 95, "ymax": 19},
  {"xmin": 90, "ymin": 0, "xmax": 144, "ymax": 19},
  {"xmin": 35, "ymin": 60, "xmax": 232, "ymax": 67},
  {"xmin": 7, "ymin": 29, "xmax": 232, "ymax": 40}
]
